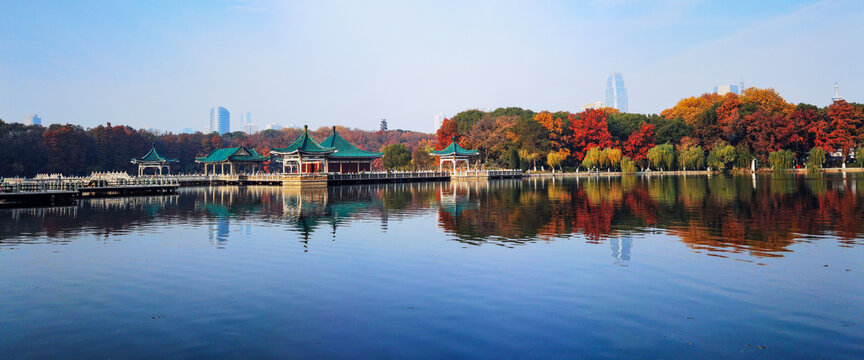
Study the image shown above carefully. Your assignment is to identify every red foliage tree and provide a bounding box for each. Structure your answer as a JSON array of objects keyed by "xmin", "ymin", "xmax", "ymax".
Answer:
[
  {"xmin": 435, "ymin": 117, "xmax": 458, "ymax": 150},
  {"xmin": 622, "ymin": 123, "xmax": 655, "ymax": 163},
  {"xmin": 826, "ymin": 100, "xmax": 864, "ymax": 158},
  {"xmin": 744, "ymin": 108, "xmax": 800, "ymax": 162},
  {"xmin": 568, "ymin": 109, "xmax": 614, "ymax": 160}
]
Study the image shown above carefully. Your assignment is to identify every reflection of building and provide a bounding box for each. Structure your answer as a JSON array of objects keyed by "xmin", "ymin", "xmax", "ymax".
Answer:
[
  {"xmin": 604, "ymin": 73, "xmax": 628, "ymax": 113},
  {"xmin": 209, "ymin": 106, "xmax": 230, "ymax": 134},
  {"xmin": 208, "ymin": 218, "xmax": 230, "ymax": 247},
  {"xmin": 610, "ymin": 234, "xmax": 632, "ymax": 264}
]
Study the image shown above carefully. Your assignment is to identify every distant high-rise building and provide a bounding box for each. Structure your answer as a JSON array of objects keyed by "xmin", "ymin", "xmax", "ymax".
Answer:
[
  {"xmin": 25, "ymin": 114, "xmax": 42, "ymax": 126},
  {"xmin": 181, "ymin": 128, "xmax": 195, "ymax": 134},
  {"xmin": 434, "ymin": 113, "xmax": 445, "ymax": 131},
  {"xmin": 714, "ymin": 84, "xmax": 740, "ymax": 96},
  {"xmin": 581, "ymin": 101, "xmax": 604, "ymax": 111},
  {"xmin": 210, "ymin": 106, "xmax": 230, "ymax": 134},
  {"xmin": 265, "ymin": 122, "xmax": 282, "ymax": 131},
  {"xmin": 604, "ymin": 73, "xmax": 628, "ymax": 113},
  {"xmin": 241, "ymin": 112, "xmax": 257, "ymax": 134}
]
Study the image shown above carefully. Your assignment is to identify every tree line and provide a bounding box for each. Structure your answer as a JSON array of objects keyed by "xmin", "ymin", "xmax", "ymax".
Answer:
[
  {"xmin": 0, "ymin": 122, "xmax": 433, "ymax": 177},
  {"xmin": 432, "ymin": 88, "xmax": 864, "ymax": 172}
]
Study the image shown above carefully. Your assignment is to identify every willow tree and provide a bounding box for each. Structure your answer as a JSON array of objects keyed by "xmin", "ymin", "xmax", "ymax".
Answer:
[
  {"xmin": 806, "ymin": 147, "xmax": 826, "ymax": 172},
  {"xmin": 646, "ymin": 144, "xmax": 675, "ymax": 171}
]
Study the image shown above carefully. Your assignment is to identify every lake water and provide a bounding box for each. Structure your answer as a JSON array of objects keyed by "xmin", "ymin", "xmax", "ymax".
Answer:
[{"xmin": 1, "ymin": 174, "xmax": 862, "ymax": 359}]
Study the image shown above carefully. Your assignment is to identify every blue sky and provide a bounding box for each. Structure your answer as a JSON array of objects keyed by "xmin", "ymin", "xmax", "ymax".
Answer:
[{"xmin": 1, "ymin": 0, "xmax": 861, "ymax": 133}]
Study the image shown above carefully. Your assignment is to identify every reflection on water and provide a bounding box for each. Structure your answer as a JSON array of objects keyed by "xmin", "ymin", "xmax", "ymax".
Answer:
[
  {"xmin": 0, "ymin": 175, "xmax": 863, "ymax": 359},
  {"xmin": 2, "ymin": 174, "xmax": 863, "ymax": 259}
]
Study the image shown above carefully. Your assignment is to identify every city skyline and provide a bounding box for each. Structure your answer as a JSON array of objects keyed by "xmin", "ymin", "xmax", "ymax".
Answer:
[{"xmin": 1, "ymin": 1, "xmax": 862, "ymax": 133}]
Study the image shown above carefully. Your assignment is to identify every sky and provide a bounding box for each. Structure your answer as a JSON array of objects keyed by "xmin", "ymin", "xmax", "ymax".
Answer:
[{"xmin": 1, "ymin": 0, "xmax": 862, "ymax": 133}]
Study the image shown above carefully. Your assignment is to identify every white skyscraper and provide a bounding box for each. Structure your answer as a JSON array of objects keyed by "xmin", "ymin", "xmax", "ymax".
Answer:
[{"xmin": 434, "ymin": 113, "xmax": 445, "ymax": 131}]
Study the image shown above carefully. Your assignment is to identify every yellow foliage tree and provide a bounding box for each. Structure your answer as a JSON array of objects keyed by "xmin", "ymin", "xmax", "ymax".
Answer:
[
  {"xmin": 661, "ymin": 93, "xmax": 721, "ymax": 125},
  {"xmin": 740, "ymin": 87, "xmax": 794, "ymax": 114}
]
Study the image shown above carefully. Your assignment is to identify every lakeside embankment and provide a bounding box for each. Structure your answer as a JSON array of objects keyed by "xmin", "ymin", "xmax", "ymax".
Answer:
[{"xmin": 528, "ymin": 167, "xmax": 864, "ymax": 177}]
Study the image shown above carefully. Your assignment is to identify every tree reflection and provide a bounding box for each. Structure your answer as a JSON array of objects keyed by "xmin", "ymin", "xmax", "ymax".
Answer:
[{"xmin": 0, "ymin": 175, "xmax": 862, "ymax": 258}]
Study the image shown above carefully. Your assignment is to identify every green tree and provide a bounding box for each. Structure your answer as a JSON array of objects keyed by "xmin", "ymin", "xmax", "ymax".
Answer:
[
  {"xmin": 649, "ymin": 116, "xmax": 691, "ymax": 145},
  {"xmin": 855, "ymin": 148, "xmax": 864, "ymax": 168},
  {"xmin": 678, "ymin": 146, "xmax": 705, "ymax": 171},
  {"xmin": 707, "ymin": 142, "xmax": 736, "ymax": 171},
  {"xmin": 768, "ymin": 150, "xmax": 794, "ymax": 171},
  {"xmin": 381, "ymin": 144, "xmax": 411, "ymax": 170},
  {"xmin": 646, "ymin": 144, "xmax": 675, "ymax": 171},
  {"xmin": 620, "ymin": 156, "xmax": 637, "ymax": 174},
  {"xmin": 734, "ymin": 144, "xmax": 754, "ymax": 169},
  {"xmin": 806, "ymin": 147, "xmax": 826, "ymax": 172},
  {"xmin": 508, "ymin": 149, "xmax": 520, "ymax": 169}
]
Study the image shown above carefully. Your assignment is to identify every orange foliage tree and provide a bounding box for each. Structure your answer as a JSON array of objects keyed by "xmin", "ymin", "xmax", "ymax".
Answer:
[
  {"xmin": 661, "ymin": 93, "xmax": 720, "ymax": 125},
  {"xmin": 740, "ymin": 87, "xmax": 794, "ymax": 114}
]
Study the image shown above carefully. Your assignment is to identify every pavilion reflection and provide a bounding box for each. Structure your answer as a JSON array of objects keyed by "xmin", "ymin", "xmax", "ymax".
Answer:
[{"xmin": 0, "ymin": 175, "xmax": 862, "ymax": 258}]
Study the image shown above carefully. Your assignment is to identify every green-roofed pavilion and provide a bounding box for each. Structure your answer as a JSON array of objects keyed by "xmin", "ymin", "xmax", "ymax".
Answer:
[
  {"xmin": 271, "ymin": 125, "xmax": 335, "ymax": 174},
  {"xmin": 320, "ymin": 126, "xmax": 383, "ymax": 173},
  {"xmin": 195, "ymin": 146, "xmax": 266, "ymax": 175},
  {"xmin": 429, "ymin": 136, "xmax": 479, "ymax": 172},
  {"xmin": 131, "ymin": 146, "xmax": 178, "ymax": 176}
]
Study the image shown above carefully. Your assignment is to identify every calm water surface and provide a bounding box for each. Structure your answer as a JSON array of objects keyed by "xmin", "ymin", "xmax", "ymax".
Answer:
[{"xmin": 1, "ymin": 174, "xmax": 862, "ymax": 359}]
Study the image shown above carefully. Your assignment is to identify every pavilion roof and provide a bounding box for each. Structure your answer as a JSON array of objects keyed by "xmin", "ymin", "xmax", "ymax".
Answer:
[
  {"xmin": 195, "ymin": 146, "xmax": 266, "ymax": 163},
  {"xmin": 271, "ymin": 125, "xmax": 335, "ymax": 155},
  {"xmin": 429, "ymin": 136, "xmax": 479, "ymax": 156},
  {"xmin": 320, "ymin": 126, "xmax": 383, "ymax": 158},
  {"xmin": 131, "ymin": 146, "xmax": 177, "ymax": 163}
]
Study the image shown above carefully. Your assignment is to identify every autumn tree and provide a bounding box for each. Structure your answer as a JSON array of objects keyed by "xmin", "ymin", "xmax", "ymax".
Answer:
[
  {"xmin": 744, "ymin": 108, "xmax": 801, "ymax": 163},
  {"xmin": 546, "ymin": 150, "xmax": 566, "ymax": 172},
  {"xmin": 622, "ymin": 123, "xmax": 655, "ymax": 166},
  {"xmin": 569, "ymin": 109, "xmax": 614, "ymax": 160},
  {"xmin": 740, "ymin": 87, "xmax": 794, "ymax": 114},
  {"xmin": 435, "ymin": 118, "xmax": 458, "ymax": 150},
  {"xmin": 826, "ymin": 100, "xmax": 864, "ymax": 161},
  {"xmin": 411, "ymin": 140, "xmax": 436, "ymax": 170},
  {"xmin": 661, "ymin": 93, "xmax": 720, "ymax": 125}
]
